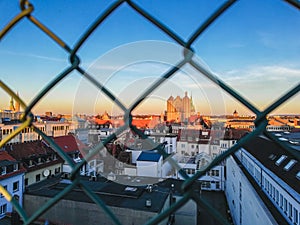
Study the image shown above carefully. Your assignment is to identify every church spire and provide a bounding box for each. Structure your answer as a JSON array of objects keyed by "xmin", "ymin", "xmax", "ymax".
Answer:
[
  {"xmin": 190, "ymin": 96, "xmax": 195, "ymax": 114},
  {"xmin": 9, "ymin": 96, "xmax": 15, "ymax": 111},
  {"xmin": 15, "ymin": 92, "xmax": 20, "ymax": 112}
]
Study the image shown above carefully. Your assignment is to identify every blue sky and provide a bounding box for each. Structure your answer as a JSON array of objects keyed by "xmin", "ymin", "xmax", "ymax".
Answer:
[{"xmin": 0, "ymin": 0, "xmax": 299, "ymax": 116}]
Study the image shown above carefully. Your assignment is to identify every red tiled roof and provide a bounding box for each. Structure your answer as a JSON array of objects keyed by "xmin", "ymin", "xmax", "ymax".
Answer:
[
  {"xmin": 5, "ymin": 141, "xmax": 55, "ymax": 159},
  {"xmin": 94, "ymin": 118, "xmax": 160, "ymax": 129},
  {"xmin": 94, "ymin": 119, "xmax": 112, "ymax": 125},
  {"xmin": 0, "ymin": 151, "xmax": 26, "ymax": 179},
  {"xmin": 0, "ymin": 150, "xmax": 17, "ymax": 162},
  {"xmin": 4, "ymin": 141, "xmax": 63, "ymax": 172},
  {"xmin": 53, "ymin": 135, "xmax": 88, "ymax": 160},
  {"xmin": 0, "ymin": 169, "xmax": 26, "ymax": 180},
  {"xmin": 53, "ymin": 135, "xmax": 84, "ymax": 153}
]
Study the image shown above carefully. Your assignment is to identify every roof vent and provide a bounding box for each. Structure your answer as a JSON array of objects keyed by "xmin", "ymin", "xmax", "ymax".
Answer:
[{"xmin": 146, "ymin": 185, "xmax": 153, "ymax": 193}]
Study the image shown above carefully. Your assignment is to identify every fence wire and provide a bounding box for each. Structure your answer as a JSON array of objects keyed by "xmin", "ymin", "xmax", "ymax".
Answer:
[{"xmin": 0, "ymin": 0, "xmax": 300, "ymax": 225}]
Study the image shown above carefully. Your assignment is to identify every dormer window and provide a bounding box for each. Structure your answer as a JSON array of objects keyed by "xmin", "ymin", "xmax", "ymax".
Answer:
[
  {"xmin": 1, "ymin": 166, "xmax": 6, "ymax": 175},
  {"xmin": 275, "ymin": 155, "xmax": 287, "ymax": 166},
  {"xmin": 13, "ymin": 163, "xmax": 18, "ymax": 171}
]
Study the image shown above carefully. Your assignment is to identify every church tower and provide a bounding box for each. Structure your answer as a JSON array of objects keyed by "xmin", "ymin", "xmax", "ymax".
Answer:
[
  {"xmin": 15, "ymin": 92, "xmax": 20, "ymax": 112},
  {"xmin": 182, "ymin": 92, "xmax": 190, "ymax": 121},
  {"xmin": 9, "ymin": 96, "xmax": 15, "ymax": 111},
  {"xmin": 190, "ymin": 93, "xmax": 196, "ymax": 115}
]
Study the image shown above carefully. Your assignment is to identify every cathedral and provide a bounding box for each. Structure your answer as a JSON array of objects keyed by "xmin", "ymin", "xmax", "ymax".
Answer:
[{"xmin": 166, "ymin": 92, "xmax": 195, "ymax": 122}]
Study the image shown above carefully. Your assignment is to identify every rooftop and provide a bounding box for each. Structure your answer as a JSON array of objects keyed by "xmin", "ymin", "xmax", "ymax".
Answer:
[
  {"xmin": 136, "ymin": 151, "xmax": 162, "ymax": 162},
  {"xmin": 5, "ymin": 140, "xmax": 55, "ymax": 159},
  {"xmin": 242, "ymin": 135, "xmax": 300, "ymax": 193},
  {"xmin": 53, "ymin": 135, "xmax": 87, "ymax": 154},
  {"xmin": 25, "ymin": 176, "xmax": 169, "ymax": 213}
]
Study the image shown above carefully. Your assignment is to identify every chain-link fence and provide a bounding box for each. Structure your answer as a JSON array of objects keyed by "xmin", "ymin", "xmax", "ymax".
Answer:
[{"xmin": 0, "ymin": 0, "xmax": 299, "ymax": 224}]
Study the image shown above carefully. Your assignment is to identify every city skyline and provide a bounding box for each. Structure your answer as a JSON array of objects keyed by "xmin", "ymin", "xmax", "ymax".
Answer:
[{"xmin": 0, "ymin": 0, "xmax": 299, "ymax": 116}]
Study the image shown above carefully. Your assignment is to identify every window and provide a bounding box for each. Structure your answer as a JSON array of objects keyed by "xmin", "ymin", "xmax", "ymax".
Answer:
[
  {"xmin": 280, "ymin": 194, "xmax": 283, "ymax": 209},
  {"xmin": 13, "ymin": 163, "xmax": 18, "ymax": 171},
  {"xmin": 1, "ymin": 166, "xmax": 6, "ymax": 175},
  {"xmin": 55, "ymin": 167, "xmax": 60, "ymax": 174},
  {"xmin": 293, "ymin": 208, "xmax": 298, "ymax": 225},
  {"xmin": 275, "ymin": 155, "xmax": 287, "ymax": 166},
  {"xmin": 275, "ymin": 190, "xmax": 279, "ymax": 204},
  {"xmin": 25, "ymin": 178, "xmax": 28, "ymax": 186},
  {"xmin": 0, "ymin": 186, "xmax": 7, "ymax": 198},
  {"xmin": 284, "ymin": 198, "xmax": 287, "ymax": 214},
  {"xmin": 213, "ymin": 170, "xmax": 220, "ymax": 177},
  {"xmin": 36, "ymin": 174, "xmax": 41, "ymax": 182},
  {"xmin": 288, "ymin": 203, "xmax": 292, "ymax": 219},
  {"xmin": 13, "ymin": 181, "xmax": 19, "ymax": 192},
  {"xmin": 0, "ymin": 204, "xmax": 7, "ymax": 215},
  {"xmin": 216, "ymin": 182, "xmax": 220, "ymax": 189},
  {"xmin": 201, "ymin": 181, "xmax": 211, "ymax": 189},
  {"xmin": 239, "ymin": 182, "xmax": 242, "ymax": 201}
]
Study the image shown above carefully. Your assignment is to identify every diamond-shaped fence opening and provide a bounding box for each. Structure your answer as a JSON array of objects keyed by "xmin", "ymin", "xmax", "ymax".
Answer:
[{"xmin": 0, "ymin": 1, "xmax": 299, "ymax": 225}]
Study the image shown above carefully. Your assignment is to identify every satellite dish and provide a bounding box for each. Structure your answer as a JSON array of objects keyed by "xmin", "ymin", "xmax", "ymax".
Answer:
[{"xmin": 43, "ymin": 169, "xmax": 50, "ymax": 177}]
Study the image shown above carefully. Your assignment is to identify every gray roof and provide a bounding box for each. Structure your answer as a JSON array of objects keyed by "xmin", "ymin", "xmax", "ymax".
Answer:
[
  {"xmin": 25, "ymin": 176, "xmax": 169, "ymax": 213},
  {"xmin": 242, "ymin": 135, "xmax": 300, "ymax": 193}
]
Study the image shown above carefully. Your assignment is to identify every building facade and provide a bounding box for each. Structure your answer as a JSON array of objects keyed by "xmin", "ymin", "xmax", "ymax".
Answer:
[
  {"xmin": 166, "ymin": 92, "xmax": 195, "ymax": 122},
  {"xmin": 5, "ymin": 140, "xmax": 63, "ymax": 187},
  {"xmin": 0, "ymin": 151, "xmax": 25, "ymax": 219},
  {"xmin": 226, "ymin": 135, "xmax": 300, "ymax": 225}
]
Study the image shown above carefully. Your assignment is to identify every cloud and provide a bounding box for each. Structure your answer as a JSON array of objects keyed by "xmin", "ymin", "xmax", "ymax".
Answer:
[
  {"xmin": 223, "ymin": 65, "xmax": 300, "ymax": 85},
  {"xmin": 0, "ymin": 50, "xmax": 65, "ymax": 62},
  {"xmin": 219, "ymin": 64, "xmax": 300, "ymax": 110}
]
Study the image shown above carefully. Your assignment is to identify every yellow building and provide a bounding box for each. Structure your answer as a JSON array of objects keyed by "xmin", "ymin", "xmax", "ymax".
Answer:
[{"xmin": 166, "ymin": 92, "xmax": 195, "ymax": 122}]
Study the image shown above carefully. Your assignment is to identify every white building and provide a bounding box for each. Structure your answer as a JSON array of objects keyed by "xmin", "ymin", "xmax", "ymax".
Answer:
[
  {"xmin": 0, "ymin": 121, "xmax": 71, "ymax": 145},
  {"xmin": 0, "ymin": 151, "xmax": 25, "ymax": 219},
  {"xmin": 177, "ymin": 152, "xmax": 225, "ymax": 191},
  {"xmin": 136, "ymin": 152, "xmax": 162, "ymax": 178},
  {"xmin": 146, "ymin": 133, "xmax": 177, "ymax": 154},
  {"xmin": 176, "ymin": 129, "xmax": 211, "ymax": 157},
  {"xmin": 226, "ymin": 135, "xmax": 300, "ymax": 225}
]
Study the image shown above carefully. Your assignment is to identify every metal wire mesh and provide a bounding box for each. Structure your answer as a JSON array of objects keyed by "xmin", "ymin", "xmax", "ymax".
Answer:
[{"xmin": 0, "ymin": 0, "xmax": 299, "ymax": 224}]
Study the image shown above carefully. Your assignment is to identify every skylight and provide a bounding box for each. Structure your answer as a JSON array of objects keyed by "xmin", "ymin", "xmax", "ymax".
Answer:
[
  {"xmin": 297, "ymin": 171, "xmax": 300, "ymax": 180},
  {"xmin": 283, "ymin": 159, "xmax": 297, "ymax": 171},
  {"xmin": 268, "ymin": 154, "xmax": 276, "ymax": 160},
  {"xmin": 275, "ymin": 155, "xmax": 287, "ymax": 166},
  {"xmin": 125, "ymin": 187, "xmax": 137, "ymax": 192}
]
